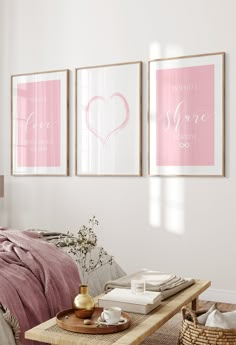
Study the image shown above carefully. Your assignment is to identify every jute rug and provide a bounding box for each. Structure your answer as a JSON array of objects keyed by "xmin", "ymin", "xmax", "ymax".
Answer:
[{"xmin": 141, "ymin": 312, "xmax": 182, "ymax": 344}]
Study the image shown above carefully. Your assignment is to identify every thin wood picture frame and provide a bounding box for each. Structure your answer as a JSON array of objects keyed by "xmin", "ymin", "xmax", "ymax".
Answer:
[
  {"xmin": 11, "ymin": 69, "xmax": 69, "ymax": 176},
  {"xmin": 75, "ymin": 61, "xmax": 142, "ymax": 176},
  {"xmin": 148, "ymin": 52, "xmax": 225, "ymax": 176}
]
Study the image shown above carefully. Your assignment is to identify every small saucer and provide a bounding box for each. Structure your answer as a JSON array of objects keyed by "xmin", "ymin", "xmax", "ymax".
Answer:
[{"xmin": 98, "ymin": 316, "xmax": 127, "ymax": 326}]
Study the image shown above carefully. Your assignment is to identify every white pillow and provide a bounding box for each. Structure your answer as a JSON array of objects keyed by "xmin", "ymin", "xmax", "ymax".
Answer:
[
  {"xmin": 205, "ymin": 310, "xmax": 236, "ymax": 329},
  {"xmin": 197, "ymin": 303, "xmax": 217, "ymax": 325}
]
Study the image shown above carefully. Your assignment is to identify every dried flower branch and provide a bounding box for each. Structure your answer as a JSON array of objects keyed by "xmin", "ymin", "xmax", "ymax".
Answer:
[{"xmin": 56, "ymin": 216, "xmax": 113, "ymax": 284}]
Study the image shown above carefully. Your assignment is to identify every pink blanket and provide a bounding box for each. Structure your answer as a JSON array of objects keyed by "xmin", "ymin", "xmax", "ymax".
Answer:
[{"xmin": 0, "ymin": 229, "xmax": 81, "ymax": 345}]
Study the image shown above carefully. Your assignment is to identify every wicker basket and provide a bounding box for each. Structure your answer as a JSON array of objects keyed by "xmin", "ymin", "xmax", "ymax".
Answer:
[{"xmin": 179, "ymin": 306, "xmax": 236, "ymax": 345}]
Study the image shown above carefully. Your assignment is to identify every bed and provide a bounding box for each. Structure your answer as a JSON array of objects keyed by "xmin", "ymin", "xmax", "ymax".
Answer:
[{"xmin": 0, "ymin": 228, "xmax": 125, "ymax": 345}]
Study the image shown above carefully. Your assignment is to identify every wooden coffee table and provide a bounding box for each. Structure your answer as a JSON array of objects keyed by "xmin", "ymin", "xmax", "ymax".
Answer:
[{"xmin": 25, "ymin": 280, "xmax": 210, "ymax": 345}]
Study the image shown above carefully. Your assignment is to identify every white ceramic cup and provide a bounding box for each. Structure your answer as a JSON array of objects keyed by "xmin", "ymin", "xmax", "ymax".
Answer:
[{"xmin": 101, "ymin": 307, "xmax": 122, "ymax": 325}]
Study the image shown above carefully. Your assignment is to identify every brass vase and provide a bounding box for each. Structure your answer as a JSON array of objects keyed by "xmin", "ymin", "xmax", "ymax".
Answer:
[{"xmin": 73, "ymin": 284, "xmax": 95, "ymax": 319}]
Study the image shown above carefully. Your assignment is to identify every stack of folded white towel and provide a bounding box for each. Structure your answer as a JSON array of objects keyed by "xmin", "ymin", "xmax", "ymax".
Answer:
[{"xmin": 198, "ymin": 304, "xmax": 236, "ymax": 329}]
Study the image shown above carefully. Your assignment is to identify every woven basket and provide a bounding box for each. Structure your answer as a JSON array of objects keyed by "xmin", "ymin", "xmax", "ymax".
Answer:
[{"xmin": 179, "ymin": 306, "xmax": 236, "ymax": 345}]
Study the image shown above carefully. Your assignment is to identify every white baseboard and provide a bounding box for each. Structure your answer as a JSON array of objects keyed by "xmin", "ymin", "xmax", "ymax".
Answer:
[{"xmin": 200, "ymin": 288, "xmax": 236, "ymax": 304}]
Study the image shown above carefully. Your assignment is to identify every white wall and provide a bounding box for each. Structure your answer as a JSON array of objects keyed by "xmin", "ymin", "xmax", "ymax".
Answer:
[{"xmin": 1, "ymin": 0, "xmax": 236, "ymax": 302}]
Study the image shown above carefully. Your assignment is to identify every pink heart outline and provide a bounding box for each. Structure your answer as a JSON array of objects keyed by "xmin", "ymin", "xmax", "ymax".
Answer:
[{"xmin": 85, "ymin": 92, "xmax": 130, "ymax": 144}]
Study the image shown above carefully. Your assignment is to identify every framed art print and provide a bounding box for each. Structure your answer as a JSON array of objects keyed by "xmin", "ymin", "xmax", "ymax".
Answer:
[
  {"xmin": 11, "ymin": 69, "xmax": 69, "ymax": 176},
  {"xmin": 148, "ymin": 52, "xmax": 225, "ymax": 176},
  {"xmin": 76, "ymin": 61, "xmax": 142, "ymax": 176}
]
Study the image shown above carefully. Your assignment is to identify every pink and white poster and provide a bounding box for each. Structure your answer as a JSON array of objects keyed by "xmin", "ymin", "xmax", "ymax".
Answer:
[
  {"xmin": 12, "ymin": 70, "xmax": 69, "ymax": 175},
  {"xmin": 17, "ymin": 80, "xmax": 61, "ymax": 168},
  {"xmin": 76, "ymin": 62, "xmax": 142, "ymax": 176},
  {"xmin": 149, "ymin": 53, "xmax": 225, "ymax": 176}
]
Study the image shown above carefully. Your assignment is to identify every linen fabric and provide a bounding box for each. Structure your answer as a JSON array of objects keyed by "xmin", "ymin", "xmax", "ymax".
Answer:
[
  {"xmin": 205, "ymin": 309, "xmax": 236, "ymax": 329},
  {"xmin": 0, "ymin": 229, "xmax": 81, "ymax": 345},
  {"xmin": 197, "ymin": 303, "xmax": 217, "ymax": 325},
  {"xmin": 104, "ymin": 269, "xmax": 195, "ymax": 300}
]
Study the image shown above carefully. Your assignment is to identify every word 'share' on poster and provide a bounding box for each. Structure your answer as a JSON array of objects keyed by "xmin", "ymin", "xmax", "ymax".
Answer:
[
  {"xmin": 11, "ymin": 70, "xmax": 69, "ymax": 176},
  {"xmin": 148, "ymin": 52, "xmax": 225, "ymax": 176},
  {"xmin": 76, "ymin": 62, "xmax": 142, "ymax": 176}
]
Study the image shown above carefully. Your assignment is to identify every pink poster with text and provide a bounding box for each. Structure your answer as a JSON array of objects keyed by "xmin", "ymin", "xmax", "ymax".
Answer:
[
  {"xmin": 17, "ymin": 80, "xmax": 61, "ymax": 167},
  {"xmin": 156, "ymin": 65, "xmax": 214, "ymax": 166}
]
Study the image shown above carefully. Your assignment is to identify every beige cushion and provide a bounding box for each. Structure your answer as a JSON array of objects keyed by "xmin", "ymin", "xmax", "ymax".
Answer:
[
  {"xmin": 205, "ymin": 310, "xmax": 236, "ymax": 329},
  {"xmin": 197, "ymin": 303, "xmax": 217, "ymax": 325}
]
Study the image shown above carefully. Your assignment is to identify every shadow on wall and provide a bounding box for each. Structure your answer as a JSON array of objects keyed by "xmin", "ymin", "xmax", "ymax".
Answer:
[{"xmin": 149, "ymin": 42, "xmax": 185, "ymax": 236}]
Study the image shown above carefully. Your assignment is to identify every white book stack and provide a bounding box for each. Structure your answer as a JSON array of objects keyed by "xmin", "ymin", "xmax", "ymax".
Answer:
[{"xmin": 98, "ymin": 288, "xmax": 162, "ymax": 314}]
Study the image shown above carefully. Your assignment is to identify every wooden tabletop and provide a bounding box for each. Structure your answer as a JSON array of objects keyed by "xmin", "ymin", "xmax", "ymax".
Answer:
[{"xmin": 25, "ymin": 280, "xmax": 211, "ymax": 345}]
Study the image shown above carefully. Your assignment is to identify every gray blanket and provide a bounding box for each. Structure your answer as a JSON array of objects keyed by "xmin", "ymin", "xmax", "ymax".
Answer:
[{"xmin": 0, "ymin": 307, "xmax": 16, "ymax": 345}]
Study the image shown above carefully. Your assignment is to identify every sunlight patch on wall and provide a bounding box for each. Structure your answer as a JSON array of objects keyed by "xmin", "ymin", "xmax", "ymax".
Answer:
[
  {"xmin": 149, "ymin": 42, "xmax": 183, "ymax": 60},
  {"xmin": 149, "ymin": 42, "xmax": 162, "ymax": 60},
  {"xmin": 163, "ymin": 179, "xmax": 185, "ymax": 235},
  {"xmin": 164, "ymin": 44, "xmax": 183, "ymax": 58},
  {"xmin": 149, "ymin": 178, "xmax": 162, "ymax": 228},
  {"xmin": 149, "ymin": 178, "xmax": 185, "ymax": 235},
  {"xmin": 148, "ymin": 42, "xmax": 185, "ymax": 235}
]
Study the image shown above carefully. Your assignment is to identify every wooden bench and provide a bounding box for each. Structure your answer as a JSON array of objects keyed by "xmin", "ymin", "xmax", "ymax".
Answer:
[{"xmin": 25, "ymin": 280, "xmax": 210, "ymax": 345}]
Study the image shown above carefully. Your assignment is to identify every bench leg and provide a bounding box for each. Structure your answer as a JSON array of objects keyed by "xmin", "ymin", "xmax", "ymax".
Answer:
[{"xmin": 191, "ymin": 297, "xmax": 198, "ymax": 311}]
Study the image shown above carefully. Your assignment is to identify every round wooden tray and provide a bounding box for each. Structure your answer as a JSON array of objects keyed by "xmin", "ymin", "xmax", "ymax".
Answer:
[{"xmin": 56, "ymin": 307, "xmax": 131, "ymax": 334}]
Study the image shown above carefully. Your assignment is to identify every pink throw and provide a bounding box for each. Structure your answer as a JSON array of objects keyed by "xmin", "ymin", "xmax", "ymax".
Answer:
[{"xmin": 0, "ymin": 229, "xmax": 81, "ymax": 345}]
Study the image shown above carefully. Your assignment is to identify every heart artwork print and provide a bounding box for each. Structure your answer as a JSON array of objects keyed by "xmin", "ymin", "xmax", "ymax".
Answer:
[
  {"xmin": 85, "ymin": 92, "xmax": 130, "ymax": 144},
  {"xmin": 76, "ymin": 62, "xmax": 142, "ymax": 176}
]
